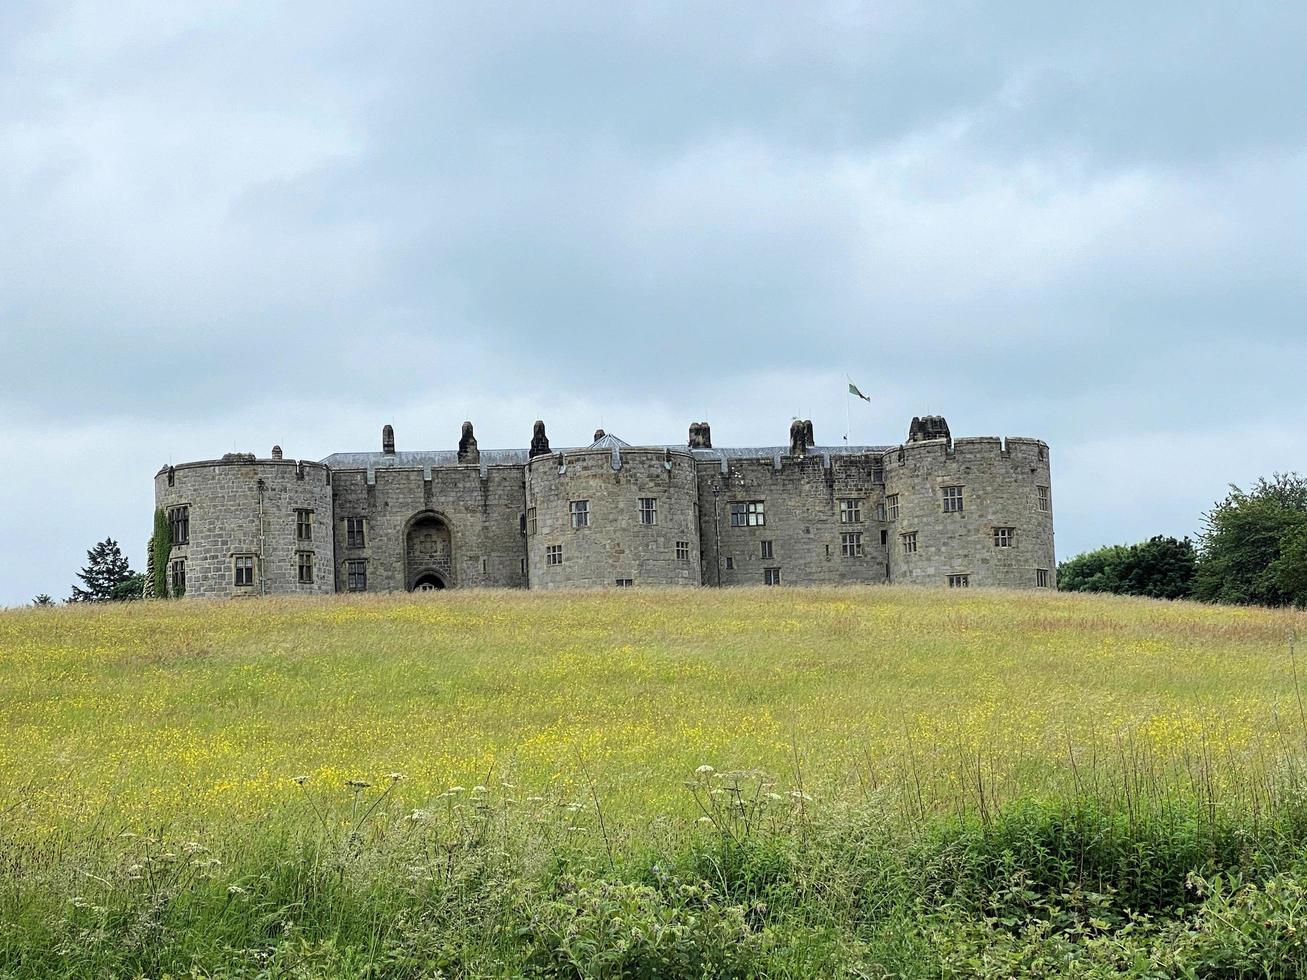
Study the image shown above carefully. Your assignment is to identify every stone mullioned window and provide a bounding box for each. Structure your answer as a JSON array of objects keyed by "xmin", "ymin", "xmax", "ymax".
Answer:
[
  {"xmin": 297, "ymin": 552, "xmax": 314, "ymax": 585},
  {"xmin": 346, "ymin": 560, "xmax": 367, "ymax": 591},
  {"xmin": 948, "ymin": 574, "xmax": 969, "ymax": 588},
  {"xmin": 676, "ymin": 541, "xmax": 690, "ymax": 561},
  {"xmin": 346, "ymin": 517, "xmax": 365, "ymax": 548},
  {"xmin": 942, "ymin": 486, "xmax": 964, "ymax": 513},
  {"xmin": 570, "ymin": 500, "xmax": 590, "ymax": 529},
  {"xmin": 295, "ymin": 509, "xmax": 313, "ymax": 542},
  {"xmin": 234, "ymin": 555, "xmax": 255, "ymax": 587},
  {"xmin": 729, "ymin": 501, "xmax": 765, "ymax": 527},
  {"xmin": 168, "ymin": 505, "xmax": 189, "ymax": 546},
  {"xmin": 546, "ymin": 544, "xmax": 563, "ymax": 566},
  {"xmin": 638, "ymin": 498, "xmax": 657, "ymax": 525},
  {"xmin": 839, "ymin": 498, "xmax": 862, "ymax": 524},
  {"xmin": 993, "ymin": 527, "xmax": 1015, "ymax": 548},
  {"xmin": 841, "ymin": 532, "xmax": 863, "ymax": 557},
  {"xmin": 901, "ymin": 532, "xmax": 917, "ymax": 555}
]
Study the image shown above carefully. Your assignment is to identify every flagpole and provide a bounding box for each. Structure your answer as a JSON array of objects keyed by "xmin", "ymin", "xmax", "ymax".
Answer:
[{"xmin": 845, "ymin": 375, "xmax": 851, "ymax": 444}]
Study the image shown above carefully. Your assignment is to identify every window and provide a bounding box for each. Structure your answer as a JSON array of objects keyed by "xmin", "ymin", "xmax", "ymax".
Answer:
[
  {"xmin": 346, "ymin": 517, "xmax": 365, "ymax": 549},
  {"xmin": 763, "ymin": 567, "xmax": 782, "ymax": 586},
  {"xmin": 760, "ymin": 540, "xmax": 774, "ymax": 559},
  {"xmin": 1038, "ymin": 486, "xmax": 1051, "ymax": 512},
  {"xmin": 481, "ymin": 557, "xmax": 488, "ymax": 574},
  {"xmin": 295, "ymin": 509, "xmax": 313, "ymax": 542},
  {"xmin": 901, "ymin": 532, "xmax": 917, "ymax": 555},
  {"xmin": 872, "ymin": 462, "xmax": 884, "ymax": 484},
  {"xmin": 880, "ymin": 529, "xmax": 889, "ymax": 546},
  {"xmin": 170, "ymin": 558, "xmax": 186, "ymax": 594},
  {"xmin": 615, "ymin": 578, "xmax": 633, "ymax": 588},
  {"xmin": 839, "ymin": 498, "xmax": 863, "ymax": 524},
  {"xmin": 168, "ymin": 506, "xmax": 189, "ymax": 546},
  {"xmin": 1037, "ymin": 568, "xmax": 1051, "ymax": 588},
  {"xmin": 570, "ymin": 499, "xmax": 589, "ymax": 529},
  {"xmin": 234, "ymin": 555, "xmax": 255, "ymax": 587},
  {"xmin": 527, "ymin": 507, "xmax": 537, "ymax": 535},
  {"xmin": 520, "ymin": 557, "xmax": 527, "ymax": 575},
  {"xmin": 887, "ymin": 495, "xmax": 899, "ymax": 521},
  {"xmin": 297, "ymin": 551, "xmax": 314, "ymax": 585},
  {"xmin": 676, "ymin": 541, "xmax": 690, "ymax": 561},
  {"xmin": 346, "ymin": 559, "xmax": 367, "ymax": 592},
  {"xmin": 841, "ymin": 532, "xmax": 864, "ymax": 557},
  {"xmin": 725, "ymin": 556, "xmax": 735, "ymax": 570},
  {"xmin": 546, "ymin": 544, "xmax": 563, "ymax": 566},
  {"xmin": 875, "ymin": 502, "xmax": 887, "ymax": 522},
  {"xmin": 638, "ymin": 497, "xmax": 657, "ymax": 525},
  {"xmin": 948, "ymin": 574, "xmax": 970, "ymax": 588},
  {"xmin": 942, "ymin": 486, "xmax": 964, "ymax": 513},
  {"xmin": 729, "ymin": 501, "xmax": 766, "ymax": 527},
  {"xmin": 993, "ymin": 527, "xmax": 1015, "ymax": 548}
]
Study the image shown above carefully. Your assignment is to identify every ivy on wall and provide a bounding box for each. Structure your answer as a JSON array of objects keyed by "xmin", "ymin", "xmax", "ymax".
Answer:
[{"xmin": 152, "ymin": 508, "xmax": 172, "ymax": 599}]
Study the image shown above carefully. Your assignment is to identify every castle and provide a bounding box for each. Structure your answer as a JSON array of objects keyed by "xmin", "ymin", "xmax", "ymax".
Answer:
[{"xmin": 152, "ymin": 416, "xmax": 1055, "ymax": 597}]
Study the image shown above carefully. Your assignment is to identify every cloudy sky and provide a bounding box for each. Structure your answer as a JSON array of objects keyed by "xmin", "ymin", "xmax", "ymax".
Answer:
[{"xmin": 1, "ymin": 2, "xmax": 1304, "ymax": 604}]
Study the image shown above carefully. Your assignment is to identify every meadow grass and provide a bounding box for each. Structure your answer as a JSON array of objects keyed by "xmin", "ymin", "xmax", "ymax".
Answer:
[{"xmin": 4, "ymin": 587, "xmax": 1307, "ymax": 977}]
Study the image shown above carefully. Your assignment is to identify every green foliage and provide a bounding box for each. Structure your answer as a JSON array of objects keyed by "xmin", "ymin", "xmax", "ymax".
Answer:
[
  {"xmin": 1057, "ymin": 536, "xmax": 1196, "ymax": 600},
  {"xmin": 68, "ymin": 537, "xmax": 137, "ymax": 603},
  {"xmin": 110, "ymin": 572, "xmax": 145, "ymax": 602},
  {"xmin": 31, "ymin": 594, "xmax": 54, "ymax": 607},
  {"xmin": 151, "ymin": 508, "xmax": 172, "ymax": 599},
  {"xmin": 1195, "ymin": 474, "xmax": 1307, "ymax": 606},
  {"xmin": 1270, "ymin": 524, "xmax": 1307, "ymax": 608}
]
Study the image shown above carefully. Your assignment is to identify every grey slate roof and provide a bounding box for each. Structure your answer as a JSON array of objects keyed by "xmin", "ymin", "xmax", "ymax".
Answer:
[{"xmin": 321, "ymin": 442, "xmax": 894, "ymax": 470}]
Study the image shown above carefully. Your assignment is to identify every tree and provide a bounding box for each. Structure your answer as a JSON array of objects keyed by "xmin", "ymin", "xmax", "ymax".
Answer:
[
  {"xmin": 1270, "ymin": 524, "xmax": 1307, "ymax": 608},
  {"xmin": 69, "ymin": 538, "xmax": 137, "ymax": 603},
  {"xmin": 1194, "ymin": 473, "xmax": 1307, "ymax": 607},
  {"xmin": 1057, "ymin": 536, "xmax": 1196, "ymax": 600},
  {"xmin": 32, "ymin": 594, "xmax": 54, "ymax": 607}
]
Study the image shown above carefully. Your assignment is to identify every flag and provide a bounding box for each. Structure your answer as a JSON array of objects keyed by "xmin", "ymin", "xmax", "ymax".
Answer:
[{"xmin": 848, "ymin": 381, "xmax": 871, "ymax": 402}]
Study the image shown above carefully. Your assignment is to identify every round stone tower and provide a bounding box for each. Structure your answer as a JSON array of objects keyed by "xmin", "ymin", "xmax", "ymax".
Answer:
[
  {"xmin": 525, "ymin": 437, "xmax": 700, "ymax": 588},
  {"xmin": 154, "ymin": 451, "xmax": 335, "ymax": 598},
  {"xmin": 883, "ymin": 419, "xmax": 1054, "ymax": 589}
]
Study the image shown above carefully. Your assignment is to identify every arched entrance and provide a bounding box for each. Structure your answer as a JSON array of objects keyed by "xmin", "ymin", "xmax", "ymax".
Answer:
[{"xmin": 405, "ymin": 512, "xmax": 454, "ymax": 591}]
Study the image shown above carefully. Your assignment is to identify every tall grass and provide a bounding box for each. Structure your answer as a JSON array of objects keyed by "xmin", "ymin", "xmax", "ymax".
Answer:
[{"xmin": 3, "ymin": 588, "xmax": 1307, "ymax": 975}]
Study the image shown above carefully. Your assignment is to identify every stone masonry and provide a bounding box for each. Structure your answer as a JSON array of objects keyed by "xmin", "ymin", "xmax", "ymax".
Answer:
[{"xmin": 153, "ymin": 415, "xmax": 1055, "ymax": 596}]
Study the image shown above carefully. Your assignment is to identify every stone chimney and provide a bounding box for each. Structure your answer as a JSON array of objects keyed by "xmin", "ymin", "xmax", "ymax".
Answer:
[
  {"xmin": 271, "ymin": 445, "xmax": 283, "ymax": 460},
  {"xmin": 907, "ymin": 416, "xmax": 951, "ymax": 444},
  {"xmin": 788, "ymin": 419, "xmax": 807, "ymax": 456},
  {"xmin": 593, "ymin": 428, "xmax": 606, "ymax": 442},
  {"xmin": 458, "ymin": 421, "xmax": 480, "ymax": 464},
  {"xmin": 803, "ymin": 419, "xmax": 814, "ymax": 448},
  {"xmin": 688, "ymin": 422, "xmax": 712, "ymax": 449},
  {"xmin": 529, "ymin": 420, "xmax": 551, "ymax": 458},
  {"xmin": 382, "ymin": 424, "xmax": 395, "ymax": 455}
]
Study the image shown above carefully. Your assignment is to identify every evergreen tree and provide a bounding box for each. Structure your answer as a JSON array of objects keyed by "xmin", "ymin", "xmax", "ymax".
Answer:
[
  {"xmin": 1194, "ymin": 474, "xmax": 1307, "ymax": 607},
  {"xmin": 69, "ymin": 538, "xmax": 136, "ymax": 603},
  {"xmin": 32, "ymin": 594, "xmax": 54, "ymax": 607}
]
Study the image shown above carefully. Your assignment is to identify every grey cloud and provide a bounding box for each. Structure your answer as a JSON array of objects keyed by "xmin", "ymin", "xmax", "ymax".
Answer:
[{"xmin": 0, "ymin": 1, "xmax": 1304, "ymax": 603}]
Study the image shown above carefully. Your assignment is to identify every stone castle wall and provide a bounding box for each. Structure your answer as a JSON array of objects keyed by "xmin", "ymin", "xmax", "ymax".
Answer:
[
  {"xmin": 330, "ymin": 465, "xmax": 528, "ymax": 591},
  {"xmin": 154, "ymin": 456, "xmax": 335, "ymax": 598},
  {"xmin": 694, "ymin": 453, "xmax": 890, "ymax": 587},
  {"xmin": 154, "ymin": 417, "xmax": 1054, "ymax": 596},
  {"xmin": 525, "ymin": 447, "xmax": 701, "ymax": 588},
  {"xmin": 884, "ymin": 437, "xmax": 1054, "ymax": 587}
]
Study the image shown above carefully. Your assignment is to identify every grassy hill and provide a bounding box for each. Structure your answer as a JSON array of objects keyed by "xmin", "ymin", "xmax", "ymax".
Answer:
[{"xmin": 4, "ymin": 587, "xmax": 1307, "ymax": 976}]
